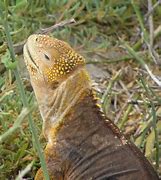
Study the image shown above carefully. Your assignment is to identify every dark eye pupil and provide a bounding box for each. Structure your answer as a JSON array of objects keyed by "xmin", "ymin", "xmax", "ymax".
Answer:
[{"xmin": 44, "ymin": 54, "xmax": 50, "ymax": 60}]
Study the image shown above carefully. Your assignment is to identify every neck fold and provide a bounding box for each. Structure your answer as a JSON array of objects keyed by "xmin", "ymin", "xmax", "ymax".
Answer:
[{"xmin": 31, "ymin": 68, "xmax": 91, "ymax": 137}]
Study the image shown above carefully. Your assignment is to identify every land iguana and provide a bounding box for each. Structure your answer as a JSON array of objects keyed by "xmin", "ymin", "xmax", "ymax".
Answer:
[{"xmin": 23, "ymin": 34, "xmax": 159, "ymax": 180}]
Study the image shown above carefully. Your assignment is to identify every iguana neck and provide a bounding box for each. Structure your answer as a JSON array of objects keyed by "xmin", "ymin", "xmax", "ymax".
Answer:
[{"xmin": 30, "ymin": 68, "xmax": 91, "ymax": 138}]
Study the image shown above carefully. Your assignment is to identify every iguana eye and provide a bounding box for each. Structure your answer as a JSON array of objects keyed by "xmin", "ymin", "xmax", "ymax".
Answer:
[{"xmin": 44, "ymin": 54, "xmax": 50, "ymax": 61}]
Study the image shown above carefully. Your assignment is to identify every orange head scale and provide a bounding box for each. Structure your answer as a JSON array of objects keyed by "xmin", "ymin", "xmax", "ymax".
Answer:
[{"xmin": 23, "ymin": 34, "xmax": 85, "ymax": 87}]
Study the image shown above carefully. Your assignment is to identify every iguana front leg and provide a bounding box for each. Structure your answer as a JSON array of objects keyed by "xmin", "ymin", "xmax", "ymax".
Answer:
[
  {"xmin": 35, "ymin": 167, "xmax": 64, "ymax": 180},
  {"xmin": 35, "ymin": 144, "xmax": 65, "ymax": 180}
]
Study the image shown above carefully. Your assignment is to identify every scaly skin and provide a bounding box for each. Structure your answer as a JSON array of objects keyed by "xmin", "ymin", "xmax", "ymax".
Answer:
[{"xmin": 23, "ymin": 34, "xmax": 159, "ymax": 180}]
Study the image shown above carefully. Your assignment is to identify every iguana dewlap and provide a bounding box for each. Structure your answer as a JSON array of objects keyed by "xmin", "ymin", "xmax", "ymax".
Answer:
[{"xmin": 23, "ymin": 34, "xmax": 159, "ymax": 180}]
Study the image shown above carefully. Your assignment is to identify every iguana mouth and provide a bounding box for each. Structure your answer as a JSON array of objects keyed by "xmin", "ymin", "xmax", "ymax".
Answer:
[{"xmin": 25, "ymin": 43, "xmax": 39, "ymax": 70}]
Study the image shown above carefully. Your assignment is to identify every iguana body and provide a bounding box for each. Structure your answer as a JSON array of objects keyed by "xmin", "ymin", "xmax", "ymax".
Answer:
[{"xmin": 23, "ymin": 34, "xmax": 159, "ymax": 180}]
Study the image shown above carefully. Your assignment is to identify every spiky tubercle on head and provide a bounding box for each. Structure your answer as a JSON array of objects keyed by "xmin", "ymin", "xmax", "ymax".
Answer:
[{"xmin": 44, "ymin": 49, "xmax": 85, "ymax": 82}]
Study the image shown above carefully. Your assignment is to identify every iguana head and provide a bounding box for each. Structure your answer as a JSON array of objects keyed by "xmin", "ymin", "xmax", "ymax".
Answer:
[{"xmin": 23, "ymin": 34, "xmax": 85, "ymax": 87}]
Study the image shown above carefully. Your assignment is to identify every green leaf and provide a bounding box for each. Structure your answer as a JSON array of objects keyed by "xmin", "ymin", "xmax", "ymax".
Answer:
[{"xmin": 1, "ymin": 50, "xmax": 18, "ymax": 69}]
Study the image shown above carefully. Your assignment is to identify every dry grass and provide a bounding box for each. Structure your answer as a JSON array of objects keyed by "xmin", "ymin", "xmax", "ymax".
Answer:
[{"xmin": 0, "ymin": 0, "xmax": 161, "ymax": 179}]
